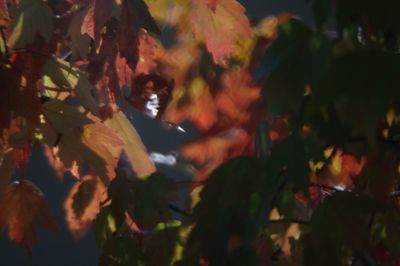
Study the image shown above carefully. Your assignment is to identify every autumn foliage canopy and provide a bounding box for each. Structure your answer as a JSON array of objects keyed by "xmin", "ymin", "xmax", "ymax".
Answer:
[{"xmin": 1, "ymin": 0, "xmax": 400, "ymax": 265}]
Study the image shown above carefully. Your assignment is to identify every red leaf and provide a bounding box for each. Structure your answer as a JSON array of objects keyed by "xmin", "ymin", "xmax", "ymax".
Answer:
[
  {"xmin": 118, "ymin": 0, "xmax": 160, "ymax": 70},
  {"xmin": 0, "ymin": 180, "xmax": 58, "ymax": 254},
  {"xmin": 81, "ymin": 0, "xmax": 113, "ymax": 48},
  {"xmin": 0, "ymin": 0, "xmax": 10, "ymax": 27}
]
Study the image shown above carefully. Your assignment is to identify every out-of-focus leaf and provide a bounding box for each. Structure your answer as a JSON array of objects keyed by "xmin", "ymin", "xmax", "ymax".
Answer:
[
  {"xmin": 8, "ymin": 0, "xmax": 53, "ymax": 49},
  {"xmin": 269, "ymin": 134, "xmax": 322, "ymax": 194},
  {"xmin": 107, "ymin": 170, "xmax": 176, "ymax": 231},
  {"xmin": 315, "ymin": 52, "xmax": 400, "ymax": 141},
  {"xmin": 0, "ymin": 180, "xmax": 58, "ymax": 254},
  {"xmin": 189, "ymin": 0, "xmax": 251, "ymax": 65},
  {"xmin": 144, "ymin": 222, "xmax": 180, "ymax": 266},
  {"xmin": 164, "ymin": 77, "xmax": 217, "ymax": 131},
  {"xmin": 95, "ymin": 206, "xmax": 117, "ymax": 248},
  {"xmin": 258, "ymin": 18, "xmax": 331, "ymax": 115},
  {"xmin": 99, "ymin": 236, "xmax": 143, "ymax": 266},
  {"xmin": 183, "ymin": 157, "xmax": 267, "ymax": 265},
  {"xmin": 130, "ymin": 172, "xmax": 176, "ymax": 229},
  {"xmin": 303, "ymin": 192, "xmax": 378, "ymax": 266}
]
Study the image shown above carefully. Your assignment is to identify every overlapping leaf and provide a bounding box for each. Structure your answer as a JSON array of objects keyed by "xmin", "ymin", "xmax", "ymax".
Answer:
[{"xmin": 0, "ymin": 180, "xmax": 58, "ymax": 254}]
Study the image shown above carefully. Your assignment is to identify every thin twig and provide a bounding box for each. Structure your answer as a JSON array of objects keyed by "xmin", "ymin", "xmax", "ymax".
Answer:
[
  {"xmin": 268, "ymin": 218, "xmax": 310, "ymax": 225},
  {"xmin": 168, "ymin": 203, "xmax": 191, "ymax": 217}
]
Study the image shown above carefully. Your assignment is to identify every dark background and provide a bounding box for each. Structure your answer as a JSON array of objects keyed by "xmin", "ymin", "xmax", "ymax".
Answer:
[{"xmin": 0, "ymin": 1, "xmax": 313, "ymax": 265}]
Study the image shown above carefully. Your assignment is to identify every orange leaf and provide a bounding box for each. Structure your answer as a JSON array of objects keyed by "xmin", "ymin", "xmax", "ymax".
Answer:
[
  {"xmin": 64, "ymin": 175, "xmax": 107, "ymax": 239},
  {"xmin": 164, "ymin": 78, "xmax": 217, "ymax": 131},
  {"xmin": 104, "ymin": 110, "xmax": 156, "ymax": 178},
  {"xmin": 0, "ymin": 180, "xmax": 58, "ymax": 255},
  {"xmin": 190, "ymin": 0, "xmax": 251, "ymax": 65},
  {"xmin": 317, "ymin": 149, "xmax": 366, "ymax": 189}
]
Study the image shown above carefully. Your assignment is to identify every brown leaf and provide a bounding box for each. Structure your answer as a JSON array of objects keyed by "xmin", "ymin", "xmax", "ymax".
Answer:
[
  {"xmin": 64, "ymin": 175, "xmax": 107, "ymax": 238},
  {"xmin": 81, "ymin": 0, "xmax": 113, "ymax": 49},
  {"xmin": 0, "ymin": 0, "xmax": 10, "ymax": 27},
  {"xmin": 117, "ymin": 0, "xmax": 160, "ymax": 70},
  {"xmin": 68, "ymin": 10, "xmax": 91, "ymax": 61},
  {"xmin": 0, "ymin": 180, "xmax": 58, "ymax": 255},
  {"xmin": 104, "ymin": 110, "xmax": 156, "ymax": 178}
]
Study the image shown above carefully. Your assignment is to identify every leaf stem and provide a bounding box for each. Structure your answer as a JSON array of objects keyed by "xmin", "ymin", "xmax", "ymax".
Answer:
[{"xmin": 0, "ymin": 26, "xmax": 10, "ymax": 63}]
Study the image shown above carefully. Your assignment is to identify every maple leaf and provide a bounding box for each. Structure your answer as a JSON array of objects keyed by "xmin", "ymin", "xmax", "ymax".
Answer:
[
  {"xmin": 189, "ymin": 0, "xmax": 251, "ymax": 65},
  {"xmin": 215, "ymin": 70, "xmax": 262, "ymax": 129},
  {"xmin": 0, "ymin": 180, "xmax": 58, "ymax": 254},
  {"xmin": 81, "ymin": 0, "xmax": 113, "ymax": 49},
  {"xmin": 41, "ymin": 102, "xmax": 123, "ymax": 184},
  {"xmin": 67, "ymin": 10, "xmax": 91, "ymax": 61},
  {"xmin": 117, "ymin": 0, "xmax": 160, "ymax": 70},
  {"xmin": 104, "ymin": 109, "xmax": 155, "ymax": 177},
  {"xmin": 42, "ymin": 57, "xmax": 99, "ymax": 115},
  {"xmin": 8, "ymin": 0, "xmax": 54, "ymax": 49},
  {"xmin": 41, "ymin": 99, "xmax": 94, "ymax": 134},
  {"xmin": 64, "ymin": 175, "xmax": 107, "ymax": 238}
]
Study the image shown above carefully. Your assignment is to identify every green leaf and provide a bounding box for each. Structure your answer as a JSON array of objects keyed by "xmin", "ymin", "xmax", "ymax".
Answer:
[
  {"xmin": 257, "ymin": 18, "xmax": 331, "ymax": 115},
  {"xmin": 315, "ymin": 51, "xmax": 400, "ymax": 142},
  {"xmin": 270, "ymin": 134, "xmax": 322, "ymax": 194},
  {"xmin": 95, "ymin": 206, "xmax": 118, "ymax": 248},
  {"xmin": 107, "ymin": 170, "xmax": 176, "ymax": 231},
  {"xmin": 8, "ymin": 0, "xmax": 53, "ymax": 49},
  {"xmin": 184, "ymin": 157, "xmax": 266, "ymax": 265},
  {"xmin": 41, "ymin": 58, "xmax": 99, "ymax": 115},
  {"xmin": 303, "ymin": 192, "xmax": 379, "ymax": 266},
  {"xmin": 130, "ymin": 172, "xmax": 176, "ymax": 230},
  {"xmin": 99, "ymin": 236, "xmax": 143, "ymax": 266},
  {"xmin": 144, "ymin": 222, "xmax": 180, "ymax": 266}
]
